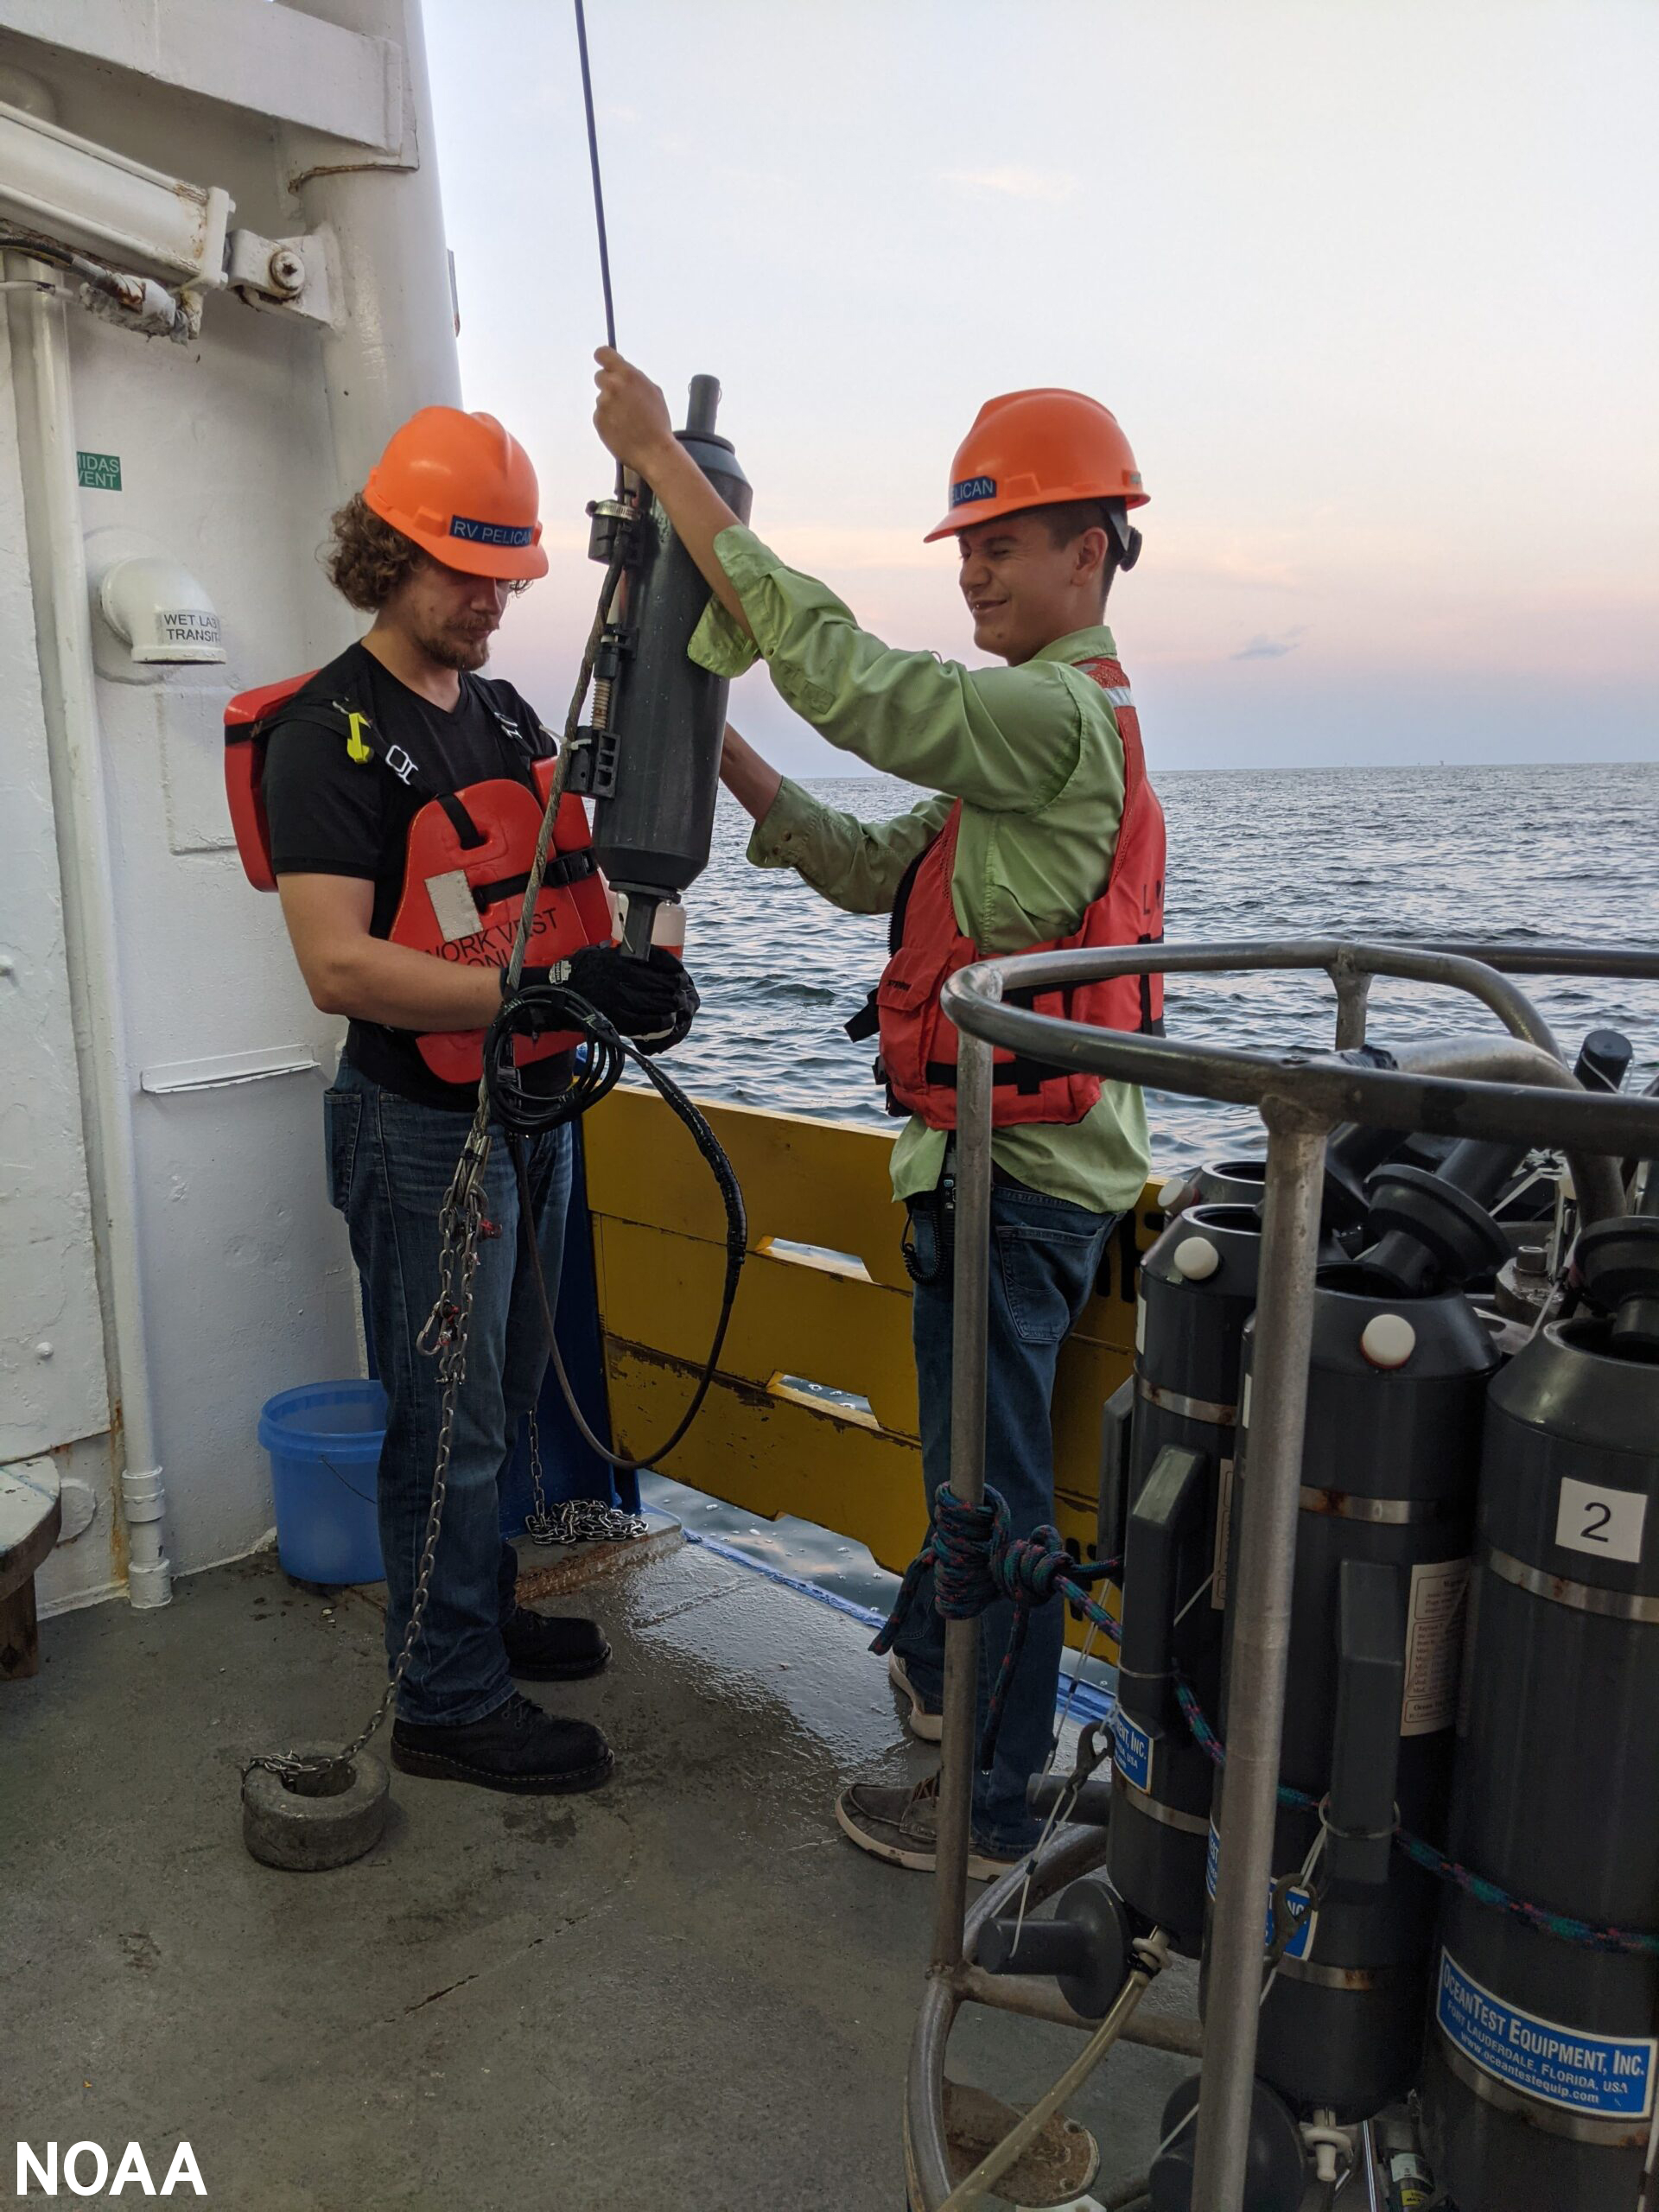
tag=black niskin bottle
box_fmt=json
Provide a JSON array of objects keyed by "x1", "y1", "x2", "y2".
[{"x1": 576, "y1": 374, "x2": 753, "y2": 955}]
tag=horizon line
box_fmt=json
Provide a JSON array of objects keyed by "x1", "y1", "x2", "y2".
[{"x1": 787, "y1": 756, "x2": 1658, "y2": 783}]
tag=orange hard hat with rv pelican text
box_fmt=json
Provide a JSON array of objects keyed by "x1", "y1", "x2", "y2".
[
  {"x1": 363, "y1": 407, "x2": 549, "y2": 582},
  {"x1": 923, "y1": 388, "x2": 1147, "y2": 543}
]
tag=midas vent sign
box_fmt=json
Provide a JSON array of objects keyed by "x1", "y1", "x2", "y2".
[{"x1": 15, "y1": 2141, "x2": 207, "y2": 2196}]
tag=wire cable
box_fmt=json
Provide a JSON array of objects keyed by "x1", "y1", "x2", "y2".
[
  {"x1": 245, "y1": 5, "x2": 722, "y2": 1797},
  {"x1": 490, "y1": 982, "x2": 747, "y2": 1471},
  {"x1": 573, "y1": 0, "x2": 617, "y2": 351},
  {"x1": 572, "y1": 0, "x2": 631, "y2": 502}
]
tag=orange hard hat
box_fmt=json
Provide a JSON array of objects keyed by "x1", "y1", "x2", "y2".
[
  {"x1": 363, "y1": 407, "x2": 549, "y2": 581},
  {"x1": 923, "y1": 388, "x2": 1147, "y2": 543}
]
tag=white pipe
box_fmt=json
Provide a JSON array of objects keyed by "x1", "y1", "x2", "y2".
[
  {"x1": 284, "y1": 0, "x2": 462, "y2": 493},
  {"x1": 3, "y1": 73, "x2": 170, "y2": 1608},
  {"x1": 0, "y1": 93, "x2": 232, "y2": 284}
]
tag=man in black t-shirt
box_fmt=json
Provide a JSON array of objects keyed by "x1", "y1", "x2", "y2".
[
  {"x1": 263, "y1": 405, "x2": 694, "y2": 1797},
  {"x1": 264, "y1": 647, "x2": 603, "y2": 1110}
]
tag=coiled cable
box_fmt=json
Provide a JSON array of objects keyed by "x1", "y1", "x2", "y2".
[{"x1": 486, "y1": 981, "x2": 747, "y2": 1471}]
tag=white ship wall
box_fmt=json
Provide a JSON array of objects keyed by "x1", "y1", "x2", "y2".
[{"x1": 1, "y1": 2, "x2": 457, "y2": 1611}]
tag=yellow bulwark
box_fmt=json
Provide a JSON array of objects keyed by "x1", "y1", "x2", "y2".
[{"x1": 582, "y1": 1088, "x2": 1162, "y2": 1656}]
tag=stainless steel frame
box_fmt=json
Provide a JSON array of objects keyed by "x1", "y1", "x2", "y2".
[{"x1": 905, "y1": 938, "x2": 1659, "y2": 2212}]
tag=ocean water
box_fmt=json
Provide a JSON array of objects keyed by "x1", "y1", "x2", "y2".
[{"x1": 671, "y1": 760, "x2": 1659, "y2": 1166}]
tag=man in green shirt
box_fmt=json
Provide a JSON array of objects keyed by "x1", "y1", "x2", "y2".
[{"x1": 594, "y1": 354, "x2": 1163, "y2": 1875}]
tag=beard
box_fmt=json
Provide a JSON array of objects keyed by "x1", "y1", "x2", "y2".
[{"x1": 417, "y1": 620, "x2": 494, "y2": 672}]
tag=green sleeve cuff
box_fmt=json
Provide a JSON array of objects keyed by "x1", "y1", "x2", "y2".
[
  {"x1": 687, "y1": 597, "x2": 756, "y2": 677},
  {"x1": 684, "y1": 524, "x2": 779, "y2": 677},
  {"x1": 745, "y1": 776, "x2": 826, "y2": 868}
]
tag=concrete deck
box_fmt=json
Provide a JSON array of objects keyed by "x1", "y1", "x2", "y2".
[{"x1": 3, "y1": 1541, "x2": 1194, "y2": 2209}]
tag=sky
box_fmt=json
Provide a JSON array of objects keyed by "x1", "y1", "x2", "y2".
[{"x1": 424, "y1": 0, "x2": 1658, "y2": 778}]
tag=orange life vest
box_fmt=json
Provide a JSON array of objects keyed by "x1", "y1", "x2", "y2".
[
  {"x1": 870, "y1": 655, "x2": 1165, "y2": 1128},
  {"x1": 224, "y1": 672, "x2": 613, "y2": 1085}
]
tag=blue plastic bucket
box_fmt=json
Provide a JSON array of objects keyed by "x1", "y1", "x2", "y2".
[{"x1": 259, "y1": 1380, "x2": 387, "y2": 1585}]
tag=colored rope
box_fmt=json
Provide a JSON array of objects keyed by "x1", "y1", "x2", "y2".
[
  {"x1": 871, "y1": 1483, "x2": 1118, "y2": 1772},
  {"x1": 1173, "y1": 1673, "x2": 1319, "y2": 1815},
  {"x1": 879, "y1": 1497, "x2": 1659, "y2": 1956},
  {"x1": 1172, "y1": 1671, "x2": 1659, "y2": 1961},
  {"x1": 1390, "y1": 1828, "x2": 1659, "y2": 1960}
]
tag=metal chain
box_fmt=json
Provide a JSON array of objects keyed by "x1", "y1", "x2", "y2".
[
  {"x1": 244, "y1": 7, "x2": 639, "y2": 1791},
  {"x1": 522, "y1": 1408, "x2": 648, "y2": 1546},
  {"x1": 244, "y1": 550, "x2": 629, "y2": 1792},
  {"x1": 244, "y1": 1133, "x2": 490, "y2": 1787}
]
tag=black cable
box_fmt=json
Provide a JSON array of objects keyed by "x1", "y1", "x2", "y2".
[
  {"x1": 572, "y1": 0, "x2": 629, "y2": 499},
  {"x1": 486, "y1": 983, "x2": 747, "y2": 1471},
  {"x1": 573, "y1": 0, "x2": 617, "y2": 353},
  {"x1": 489, "y1": 18, "x2": 741, "y2": 1471}
]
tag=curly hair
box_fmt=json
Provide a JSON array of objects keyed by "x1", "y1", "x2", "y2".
[
  {"x1": 322, "y1": 492, "x2": 536, "y2": 610},
  {"x1": 321, "y1": 492, "x2": 427, "y2": 612}
]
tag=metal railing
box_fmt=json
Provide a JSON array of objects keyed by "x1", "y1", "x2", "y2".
[{"x1": 905, "y1": 938, "x2": 1659, "y2": 2212}]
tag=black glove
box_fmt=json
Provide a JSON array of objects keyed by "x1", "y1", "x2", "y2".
[{"x1": 508, "y1": 945, "x2": 698, "y2": 1053}]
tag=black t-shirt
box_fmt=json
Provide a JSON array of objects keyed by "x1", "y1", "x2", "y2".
[{"x1": 262, "y1": 640, "x2": 572, "y2": 1110}]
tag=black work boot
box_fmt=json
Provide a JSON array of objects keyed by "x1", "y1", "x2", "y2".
[
  {"x1": 391, "y1": 1692, "x2": 613, "y2": 1795},
  {"x1": 501, "y1": 1605, "x2": 610, "y2": 1681}
]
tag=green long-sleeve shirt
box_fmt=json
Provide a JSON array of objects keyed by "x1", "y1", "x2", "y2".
[{"x1": 688, "y1": 524, "x2": 1152, "y2": 1216}]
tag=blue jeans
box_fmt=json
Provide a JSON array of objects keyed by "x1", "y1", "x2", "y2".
[
  {"x1": 324, "y1": 1060, "x2": 573, "y2": 1725},
  {"x1": 891, "y1": 1176, "x2": 1115, "y2": 1853}
]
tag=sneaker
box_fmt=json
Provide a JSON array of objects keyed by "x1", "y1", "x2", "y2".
[
  {"x1": 834, "y1": 1774, "x2": 1022, "y2": 1881},
  {"x1": 391, "y1": 1690, "x2": 613, "y2": 1795},
  {"x1": 887, "y1": 1650, "x2": 943, "y2": 1742},
  {"x1": 502, "y1": 1605, "x2": 610, "y2": 1681}
]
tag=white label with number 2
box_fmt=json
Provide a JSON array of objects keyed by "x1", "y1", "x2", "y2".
[{"x1": 1554, "y1": 1476, "x2": 1648, "y2": 1566}]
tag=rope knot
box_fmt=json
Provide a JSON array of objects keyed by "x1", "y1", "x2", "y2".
[
  {"x1": 934, "y1": 1484, "x2": 1010, "y2": 1618},
  {"x1": 995, "y1": 1528, "x2": 1072, "y2": 1607},
  {"x1": 873, "y1": 1488, "x2": 1117, "y2": 1774}
]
